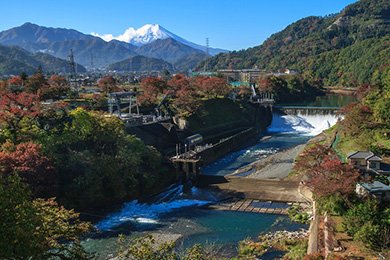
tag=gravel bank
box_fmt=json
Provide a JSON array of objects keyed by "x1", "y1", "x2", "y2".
[
  {"x1": 230, "y1": 132, "x2": 331, "y2": 179},
  {"x1": 230, "y1": 144, "x2": 306, "y2": 179}
]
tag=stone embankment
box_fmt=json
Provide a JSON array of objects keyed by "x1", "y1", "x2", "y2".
[{"x1": 261, "y1": 230, "x2": 309, "y2": 241}]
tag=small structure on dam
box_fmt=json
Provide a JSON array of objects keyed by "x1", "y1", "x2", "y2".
[
  {"x1": 108, "y1": 91, "x2": 140, "y2": 116},
  {"x1": 108, "y1": 91, "x2": 171, "y2": 127},
  {"x1": 171, "y1": 134, "x2": 204, "y2": 185}
]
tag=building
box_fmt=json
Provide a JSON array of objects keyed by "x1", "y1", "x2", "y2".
[
  {"x1": 285, "y1": 68, "x2": 298, "y2": 74},
  {"x1": 356, "y1": 181, "x2": 390, "y2": 201},
  {"x1": 347, "y1": 151, "x2": 383, "y2": 172},
  {"x1": 218, "y1": 69, "x2": 268, "y2": 83}
]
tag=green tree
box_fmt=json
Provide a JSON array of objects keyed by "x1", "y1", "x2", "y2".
[
  {"x1": 25, "y1": 71, "x2": 49, "y2": 95},
  {"x1": 0, "y1": 173, "x2": 95, "y2": 259},
  {"x1": 374, "y1": 97, "x2": 390, "y2": 124},
  {"x1": 37, "y1": 108, "x2": 167, "y2": 209},
  {"x1": 343, "y1": 199, "x2": 380, "y2": 246},
  {"x1": 19, "y1": 71, "x2": 28, "y2": 81},
  {"x1": 117, "y1": 234, "x2": 212, "y2": 260}
]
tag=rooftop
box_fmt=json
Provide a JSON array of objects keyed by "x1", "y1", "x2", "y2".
[
  {"x1": 361, "y1": 181, "x2": 390, "y2": 192},
  {"x1": 347, "y1": 151, "x2": 383, "y2": 161}
]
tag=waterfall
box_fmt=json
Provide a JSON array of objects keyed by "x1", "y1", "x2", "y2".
[
  {"x1": 268, "y1": 107, "x2": 342, "y2": 136},
  {"x1": 95, "y1": 185, "x2": 215, "y2": 232}
]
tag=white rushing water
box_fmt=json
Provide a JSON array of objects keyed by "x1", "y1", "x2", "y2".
[
  {"x1": 268, "y1": 109, "x2": 341, "y2": 136},
  {"x1": 94, "y1": 108, "x2": 342, "y2": 233},
  {"x1": 96, "y1": 185, "x2": 215, "y2": 232}
]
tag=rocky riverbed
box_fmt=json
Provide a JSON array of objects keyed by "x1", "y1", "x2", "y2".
[{"x1": 229, "y1": 144, "x2": 306, "y2": 179}]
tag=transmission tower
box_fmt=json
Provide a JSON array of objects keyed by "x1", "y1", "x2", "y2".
[
  {"x1": 68, "y1": 49, "x2": 78, "y2": 92},
  {"x1": 204, "y1": 38, "x2": 209, "y2": 72}
]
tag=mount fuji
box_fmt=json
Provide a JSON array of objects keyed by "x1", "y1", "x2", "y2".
[
  {"x1": 92, "y1": 24, "x2": 228, "y2": 55},
  {"x1": 0, "y1": 22, "x2": 225, "y2": 70}
]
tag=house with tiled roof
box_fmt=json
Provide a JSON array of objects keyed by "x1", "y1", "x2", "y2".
[
  {"x1": 347, "y1": 151, "x2": 390, "y2": 175},
  {"x1": 356, "y1": 181, "x2": 390, "y2": 201}
]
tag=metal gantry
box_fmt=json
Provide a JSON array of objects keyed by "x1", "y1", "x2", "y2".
[{"x1": 108, "y1": 91, "x2": 139, "y2": 117}]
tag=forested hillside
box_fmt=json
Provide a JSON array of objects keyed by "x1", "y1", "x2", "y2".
[
  {"x1": 106, "y1": 55, "x2": 174, "y2": 72},
  {"x1": 0, "y1": 45, "x2": 86, "y2": 75},
  {"x1": 196, "y1": 0, "x2": 390, "y2": 86}
]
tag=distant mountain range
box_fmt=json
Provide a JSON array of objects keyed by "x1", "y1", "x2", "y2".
[
  {"x1": 195, "y1": 0, "x2": 390, "y2": 86},
  {"x1": 92, "y1": 24, "x2": 228, "y2": 55},
  {"x1": 0, "y1": 23, "x2": 226, "y2": 74},
  {"x1": 0, "y1": 22, "x2": 95, "y2": 45},
  {"x1": 0, "y1": 44, "x2": 85, "y2": 75},
  {"x1": 19, "y1": 38, "x2": 138, "y2": 69},
  {"x1": 106, "y1": 55, "x2": 173, "y2": 72}
]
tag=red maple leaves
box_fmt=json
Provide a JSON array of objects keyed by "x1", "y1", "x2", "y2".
[
  {"x1": 295, "y1": 144, "x2": 360, "y2": 203},
  {"x1": 0, "y1": 142, "x2": 58, "y2": 197}
]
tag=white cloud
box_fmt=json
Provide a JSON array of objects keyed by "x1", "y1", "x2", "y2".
[
  {"x1": 91, "y1": 27, "x2": 139, "y2": 43},
  {"x1": 90, "y1": 25, "x2": 164, "y2": 45},
  {"x1": 91, "y1": 32, "x2": 115, "y2": 42}
]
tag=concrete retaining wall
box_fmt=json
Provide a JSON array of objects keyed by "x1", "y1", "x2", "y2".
[
  {"x1": 298, "y1": 183, "x2": 319, "y2": 255},
  {"x1": 307, "y1": 200, "x2": 319, "y2": 255},
  {"x1": 198, "y1": 127, "x2": 259, "y2": 166}
]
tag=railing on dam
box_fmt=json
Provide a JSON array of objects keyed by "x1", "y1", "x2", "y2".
[{"x1": 274, "y1": 106, "x2": 342, "y2": 116}]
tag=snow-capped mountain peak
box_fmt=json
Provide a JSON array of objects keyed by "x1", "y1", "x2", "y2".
[
  {"x1": 92, "y1": 24, "x2": 179, "y2": 46},
  {"x1": 91, "y1": 24, "x2": 228, "y2": 54}
]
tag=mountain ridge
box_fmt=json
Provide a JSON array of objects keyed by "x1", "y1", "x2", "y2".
[
  {"x1": 135, "y1": 38, "x2": 206, "y2": 62},
  {"x1": 0, "y1": 22, "x2": 222, "y2": 70},
  {"x1": 0, "y1": 22, "x2": 95, "y2": 45},
  {"x1": 106, "y1": 55, "x2": 173, "y2": 72},
  {"x1": 0, "y1": 44, "x2": 86, "y2": 75},
  {"x1": 93, "y1": 24, "x2": 228, "y2": 55},
  {"x1": 195, "y1": 0, "x2": 390, "y2": 86},
  {"x1": 19, "y1": 38, "x2": 138, "y2": 69}
]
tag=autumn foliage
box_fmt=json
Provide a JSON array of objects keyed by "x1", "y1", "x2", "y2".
[
  {"x1": 0, "y1": 141, "x2": 58, "y2": 197},
  {"x1": 98, "y1": 76, "x2": 119, "y2": 94},
  {"x1": 339, "y1": 102, "x2": 374, "y2": 136},
  {"x1": 0, "y1": 91, "x2": 42, "y2": 120},
  {"x1": 139, "y1": 74, "x2": 231, "y2": 114},
  {"x1": 189, "y1": 75, "x2": 230, "y2": 99},
  {"x1": 0, "y1": 91, "x2": 43, "y2": 142},
  {"x1": 25, "y1": 72, "x2": 49, "y2": 95},
  {"x1": 10, "y1": 76, "x2": 23, "y2": 86},
  {"x1": 41, "y1": 75, "x2": 69, "y2": 100},
  {"x1": 295, "y1": 144, "x2": 360, "y2": 209},
  {"x1": 139, "y1": 76, "x2": 168, "y2": 106}
]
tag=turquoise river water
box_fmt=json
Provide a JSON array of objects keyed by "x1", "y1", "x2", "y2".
[{"x1": 82, "y1": 94, "x2": 357, "y2": 259}]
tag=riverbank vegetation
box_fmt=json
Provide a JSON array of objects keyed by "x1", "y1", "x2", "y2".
[
  {"x1": 0, "y1": 90, "x2": 170, "y2": 210},
  {"x1": 0, "y1": 71, "x2": 179, "y2": 258},
  {"x1": 114, "y1": 231, "x2": 310, "y2": 260},
  {"x1": 257, "y1": 74, "x2": 324, "y2": 103},
  {"x1": 292, "y1": 65, "x2": 390, "y2": 258},
  {"x1": 2, "y1": 69, "x2": 265, "y2": 258}
]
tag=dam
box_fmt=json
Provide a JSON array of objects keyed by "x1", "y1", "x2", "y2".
[{"x1": 82, "y1": 95, "x2": 354, "y2": 259}]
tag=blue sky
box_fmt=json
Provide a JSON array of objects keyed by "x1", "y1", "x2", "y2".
[{"x1": 2, "y1": 0, "x2": 358, "y2": 51}]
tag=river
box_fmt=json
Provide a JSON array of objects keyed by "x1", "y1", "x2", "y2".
[{"x1": 82, "y1": 94, "x2": 357, "y2": 259}]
